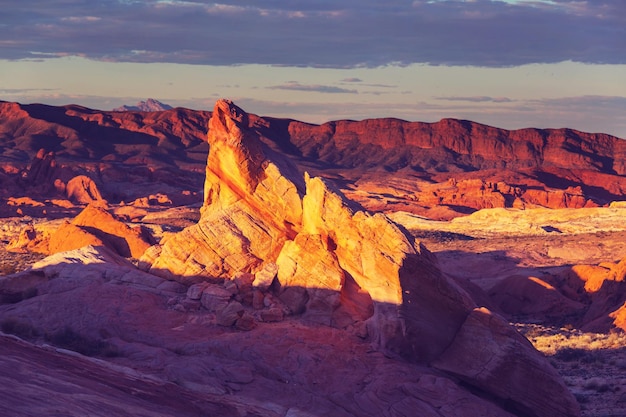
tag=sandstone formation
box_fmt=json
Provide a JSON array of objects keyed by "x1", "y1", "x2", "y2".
[
  {"x1": 396, "y1": 177, "x2": 595, "y2": 215},
  {"x1": 0, "y1": 101, "x2": 209, "y2": 210},
  {"x1": 391, "y1": 206, "x2": 626, "y2": 334},
  {"x1": 557, "y1": 258, "x2": 626, "y2": 332},
  {"x1": 50, "y1": 204, "x2": 152, "y2": 258},
  {"x1": 6, "y1": 224, "x2": 47, "y2": 253},
  {"x1": 7, "y1": 204, "x2": 153, "y2": 258},
  {"x1": 7, "y1": 147, "x2": 105, "y2": 209},
  {"x1": 141, "y1": 99, "x2": 579, "y2": 417},
  {"x1": 64, "y1": 175, "x2": 106, "y2": 204},
  {"x1": 473, "y1": 254, "x2": 626, "y2": 333},
  {"x1": 23, "y1": 148, "x2": 58, "y2": 190}
]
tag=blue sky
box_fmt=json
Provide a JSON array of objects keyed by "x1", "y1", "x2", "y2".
[{"x1": 1, "y1": 0, "x2": 625, "y2": 137}]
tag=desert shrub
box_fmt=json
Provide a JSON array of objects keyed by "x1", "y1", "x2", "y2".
[
  {"x1": 0, "y1": 263, "x2": 17, "y2": 276},
  {"x1": 584, "y1": 377, "x2": 611, "y2": 393},
  {"x1": 580, "y1": 350, "x2": 605, "y2": 364},
  {"x1": 574, "y1": 393, "x2": 589, "y2": 404},
  {"x1": 553, "y1": 347, "x2": 605, "y2": 364},
  {"x1": 412, "y1": 230, "x2": 475, "y2": 242},
  {"x1": 1, "y1": 318, "x2": 39, "y2": 339},
  {"x1": 553, "y1": 347, "x2": 588, "y2": 362},
  {"x1": 46, "y1": 327, "x2": 119, "y2": 357},
  {"x1": 616, "y1": 359, "x2": 626, "y2": 370}
]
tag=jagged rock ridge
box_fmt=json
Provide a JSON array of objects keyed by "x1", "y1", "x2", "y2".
[
  {"x1": 281, "y1": 117, "x2": 626, "y2": 173},
  {"x1": 141, "y1": 99, "x2": 580, "y2": 417}
]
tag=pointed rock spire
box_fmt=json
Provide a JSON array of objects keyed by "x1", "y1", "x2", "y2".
[{"x1": 140, "y1": 100, "x2": 581, "y2": 417}]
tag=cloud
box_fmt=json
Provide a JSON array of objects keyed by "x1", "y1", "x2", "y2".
[
  {"x1": 0, "y1": 0, "x2": 623, "y2": 67},
  {"x1": 60, "y1": 16, "x2": 101, "y2": 23},
  {"x1": 267, "y1": 81, "x2": 357, "y2": 94},
  {"x1": 436, "y1": 96, "x2": 514, "y2": 103},
  {"x1": 341, "y1": 78, "x2": 362, "y2": 83},
  {"x1": 531, "y1": 95, "x2": 626, "y2": 109},
  {"x1": 0, "y1": 87, "x2": 58, "y2": 94}
]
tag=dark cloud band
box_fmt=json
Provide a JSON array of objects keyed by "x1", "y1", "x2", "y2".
[{"x1": 1, "y1": 0, "x2": 624, "y2": 67}]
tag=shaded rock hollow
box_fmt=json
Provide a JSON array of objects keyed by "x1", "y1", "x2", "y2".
[{"x1": 142, "y1": 99, "x2": 580, "y2": 417}]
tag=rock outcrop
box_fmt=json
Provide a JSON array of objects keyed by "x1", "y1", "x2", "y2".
[
  {"x1": 142, "y1": 99, "x2": 580, "y2": 417},
  {"x1": 15, "y1": 148, "x2": 105, "y2": 205},
  {"x1": 5, "y1": 204, "x2": 154, "y2": 258},
  {"x1": 407, "y1": 178, "x2": 596, "y2": 213},
  {"x1": 50, "y1": 204, "x2": 152, "y2": 258},
  {"x1": 554, "y1": 258, "x2": 626, "y2": 332},
  {"x1": 482, "y1": 255, "x2": 626, "y2": 334},
  {"x1": 23, "y1": 149, "x2": 58, "y2": 190},
  {"x1": 64, "y1": 175, "x2": 106, "y2": 204}
]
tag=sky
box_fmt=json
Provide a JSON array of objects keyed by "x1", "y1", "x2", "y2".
[{"x1": 1, "y1": 0, "x2": 625, "y2": 137}]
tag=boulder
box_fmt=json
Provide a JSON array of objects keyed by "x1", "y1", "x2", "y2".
[
  {"x1": 66, "y1": 175, "x2": 106, "y2": 205},
  {"x1": 253, "y1": 262, "x2": 278, "y2": 290},
  {"x1": 433, "y1": 308, "x2": 581, "y2": 417},
  {"x1": 49, "y1": 204, "x2": 153, "y2": 258},
  {"x1": 200, "y1": 286, "x2": 232, "y2": 312},
  {"x1": 216, "y1": 301, "x2": 244, "y2": 327},
  {"x1": 260, "y1": 307, "x2": 284, "y2": 323},
  {"x1": 487, "y1": 274, "x2": 585, "y2": 317},
  {"x1": 186, "y1": 282, "x2": 208, "y2": 300}
]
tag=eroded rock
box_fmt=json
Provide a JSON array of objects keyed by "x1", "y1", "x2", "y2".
[
  {"x1": 138, "y1": 100, "x2": 580, "y2": 417},
  {"x1": 49, "y1": 204, "x2": 152, "y2": 258}
]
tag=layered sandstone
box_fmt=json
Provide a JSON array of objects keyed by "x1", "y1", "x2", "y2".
[
  {"x1": 142, "y1": 99, "x2": 580, "y2": 417},
  {"x1": 283, "y1": 117, "x2": 626, "y2": 173}
]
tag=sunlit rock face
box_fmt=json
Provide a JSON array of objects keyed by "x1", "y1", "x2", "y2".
[
  {"x1": 7, "y1": 204, "x2": 153, "y2": 258},
  {"x1": 144, "y1": 99, "x2": 469, "y2": 358},
  {"x1": 141, "y1": 100, "x2": 581, "y2": 417}
]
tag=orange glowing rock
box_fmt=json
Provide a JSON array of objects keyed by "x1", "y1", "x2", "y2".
[
  {"x1": 48, "y1": 204, "x2": 152, "y2": 258},
  {"x1": 139, "y1": 100, "x2": 580, "y2": 417}
]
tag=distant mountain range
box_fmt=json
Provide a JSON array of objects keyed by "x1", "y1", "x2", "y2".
[
  {"x1": 2, "y1": 99, "x2": 626, "y2": 217},
  {"x1": 113, "y1": 98, "x2": 173, "y2": 112}
]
